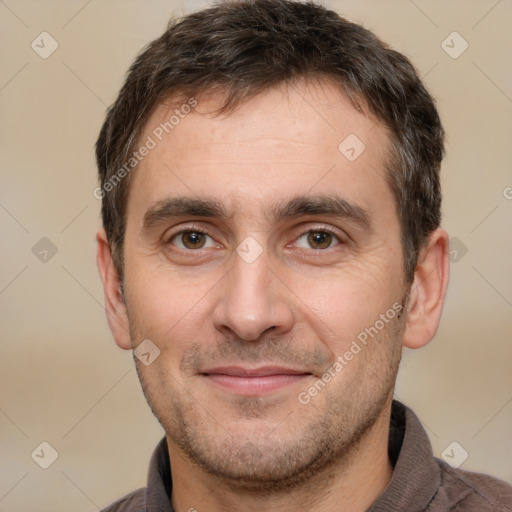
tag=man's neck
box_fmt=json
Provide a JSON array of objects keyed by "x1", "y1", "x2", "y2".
[{"x1": 168, "y1": 404, "x2": 394, "y2": 512}]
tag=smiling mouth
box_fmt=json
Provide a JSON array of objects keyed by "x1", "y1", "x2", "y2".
[{"x1": 200, "y1": 366, "x2": 312, "y2": 395}]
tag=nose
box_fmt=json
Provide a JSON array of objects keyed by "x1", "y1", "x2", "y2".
[{"x1": 212, "y1": 248, "x2": 294, "y2": 341}]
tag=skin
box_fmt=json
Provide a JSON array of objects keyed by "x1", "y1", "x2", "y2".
[{"x1": 97, "y1": 80, "x2": 449, "y2": 512}]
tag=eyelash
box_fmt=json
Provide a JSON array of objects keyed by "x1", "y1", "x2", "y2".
[
  {"x1": 292, "y1": 226, "x2": 343, "y2": 251},
  {"x1": 166, "y1": 225, "x2": 218, "y2": 252},
  {"x1": 165, "y1": 224, "x2": 344, "y2": 253}
]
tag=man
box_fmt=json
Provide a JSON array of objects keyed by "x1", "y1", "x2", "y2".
[{"x1": 95, "y1": 0, "x2": 512, "y2": 510}]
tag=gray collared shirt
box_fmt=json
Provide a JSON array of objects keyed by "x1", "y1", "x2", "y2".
[{"x1": 101, "y1": 401, "x2": 512, "y2": 511}]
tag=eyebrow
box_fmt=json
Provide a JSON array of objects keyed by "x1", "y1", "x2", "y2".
[
  {"x1": 270, "y1": 194, "x2": 371, "y2": 229},
  {"x1": 142, "y1": 194, "x2": 372, "y2": 231},
  {"x1": 143, "y1": 196, "x2": 228, "y2": 230}
]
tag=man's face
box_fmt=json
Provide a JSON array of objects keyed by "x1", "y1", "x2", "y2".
[{"x1": 120, "y1": 81, "x2": 409, "y2": 487}]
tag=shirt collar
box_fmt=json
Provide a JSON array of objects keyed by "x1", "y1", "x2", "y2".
[
  {"x1": 145, "y1": 436, "x2": 173, "y2": 511},
  {"x1": 367, "y1": 400, "x2": 440, "y2": 511}
]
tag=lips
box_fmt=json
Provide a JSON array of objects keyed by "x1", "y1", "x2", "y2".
[{"x1": 201, "y1": 366, "x2": 311, "y2": 395}]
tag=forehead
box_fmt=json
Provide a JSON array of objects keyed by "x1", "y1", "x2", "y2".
[{"x1": 127, "y1": 81, "x2": 395, "y2": 226}]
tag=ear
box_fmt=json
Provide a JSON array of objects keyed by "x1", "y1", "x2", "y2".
[
  {"x1": 96, "y1": 228, "x2": 132, "y2": 350},
  {"x1": 402, "y1": 228, "x2": 450, "y2": 349}
]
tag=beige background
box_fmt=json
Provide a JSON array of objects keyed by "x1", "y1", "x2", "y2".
[{"x1": 1, "y1": 0, "x2": 511, "y2": 510}]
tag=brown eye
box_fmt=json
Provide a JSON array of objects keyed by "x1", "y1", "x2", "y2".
[
  {"x1": 170, "y1": 230, "x2": 215, "y2": 250},
  {"x1": 182, "y1": 232, "x2": 206, "y2": 249},
  {"x1": 307, "y1": 231, "x2": 333, "y2": 249},
  {"x1": 295, "y1": 230, "x2": 340, "y2": 250}
]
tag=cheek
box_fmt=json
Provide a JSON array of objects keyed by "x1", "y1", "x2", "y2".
[
  {"x1": 124, "y1": 257, "x2": 223, "y2": 360},
  {"x1": 291, "y1": 264, "x2": 403, "y2": 350}
]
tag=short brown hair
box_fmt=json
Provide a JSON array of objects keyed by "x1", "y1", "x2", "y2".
[{"x1": 96, "y1": 0, "x2": 444, "y2": 283}]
